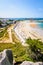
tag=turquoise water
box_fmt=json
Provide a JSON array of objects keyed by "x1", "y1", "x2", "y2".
[
  {"x1": 6, "y1": 18, "x2": 43, "y2": 29},
  {"x1": 35, "y1": 21, "x2": 43, "y2": 29},
  {"x1": 7, "y1": 18, "x2": 43, "y2": 29},
  {"x1": 38, "y1": 23, "x2": 43, "y2": 29}
]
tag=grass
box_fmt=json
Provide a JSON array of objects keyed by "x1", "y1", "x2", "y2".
[
  {"x1": 11, "y1": 30, "x2": 20, "y2": 43},
  {"x1": 0, "y1": 27, "x2": 9, "y2": 41},
  {"x1": 4, "y1": 31, "x2": 9, "y2": 39},
  {"x1": 0, "y1": 37, "x2": 43, "y2": 62},
  {"x1": 0, "y1": 43, "x2": 28, "y2": 62},
  {"x1": 0, "y1": 43, "x2": 14, "y2": 52},
  {"x1": 0, "y1": 27, "x2": 7, "y2": 38}
]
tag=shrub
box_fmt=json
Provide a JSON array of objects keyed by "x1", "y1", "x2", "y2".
[{"x1": 26, "y1": 38, "x2": 43, "y2": 62}]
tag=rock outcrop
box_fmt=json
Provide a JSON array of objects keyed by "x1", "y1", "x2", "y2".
[
  {"x1": 20, "y1": 61, "x2": 43, "y2": 65},
  {"x1": 0, "y1": 49, "x2": 13, "y2": 65},
  {"x1": 0, "y1": 49, "x2": 43, "y2": 65}
]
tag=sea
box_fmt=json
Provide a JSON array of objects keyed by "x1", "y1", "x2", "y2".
[
  {"x1": 7, "y1": 18, "x2": 43, "y2": 29},
  {"x1": 2, "y1": 18, "x2": 43, "y2": 29},
  {"x1": 11, "y1": 18, "x2": 43, "y2": 41}
]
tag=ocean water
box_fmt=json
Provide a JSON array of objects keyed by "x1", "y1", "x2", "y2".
[
  {"x1": 14, "y1": 18, "x2": 43, "y2": 42},
  {"x1": 7, "y1": 18, "x2": 43, "y2": 29},
  {"x1": 38, "y1": 22, "x2": 43, "y2": 29},
  {"x1": 29, "y1": 21, "x2": 43, "y2": 39}
]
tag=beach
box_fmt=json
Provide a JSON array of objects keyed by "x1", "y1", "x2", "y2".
[{"x1": 14, "y1": 20, "x2": 43, "y2": 44}]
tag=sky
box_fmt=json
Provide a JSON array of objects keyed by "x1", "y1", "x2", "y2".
[{"x1": 0, "y1": 0, "x2": 43, "y2": 18}]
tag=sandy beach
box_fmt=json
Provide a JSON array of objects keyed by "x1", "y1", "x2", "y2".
[{"x1": 14, "y1": 20, "x2": 43, "y2": 44}]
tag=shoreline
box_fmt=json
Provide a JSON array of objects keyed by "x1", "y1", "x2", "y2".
[
  {"x1": 14, "y1": 21, "x2": 43, "y2": 44},
  {"x1": 0, "y1": 20, "x2": 43, "y2": 44}
]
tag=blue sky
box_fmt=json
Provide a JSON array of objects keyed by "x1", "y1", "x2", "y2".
[{"x1": 0, "y1": 0, "x2": 43, "y2": 18}]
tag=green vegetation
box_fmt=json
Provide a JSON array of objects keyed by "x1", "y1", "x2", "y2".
[
  {"x1": 11, "y1": 30, "x2": 20, "y2": 43},
  {"x1": 26, "y1": 37, "x2": 43, "y2": 62},
  {"x1": 0, "y1": 43, "x2": 27, "y2": 62},
  {"x1": 0, "y1": 20, "x2": 2, "y2": 26},
  {"x1": 0, "y1": 27, "x2": 7, "y2": 38},
  {"x1": 0, "y1": 23, "x2": 43, "y2": 62},
  {"x1": 0, "y1": 37, "x2": 43, "y2": 62},
  {"x1": 0, "y1": 26, "x2": 9, "y2": 41},
  {"x1": 4, "y1": 31, "x2": 9, "y2": 38}
]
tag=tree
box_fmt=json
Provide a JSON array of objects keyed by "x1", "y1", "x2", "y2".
[{"x1": 0, "y1": 20, "x2": 2, "y2": 26}]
